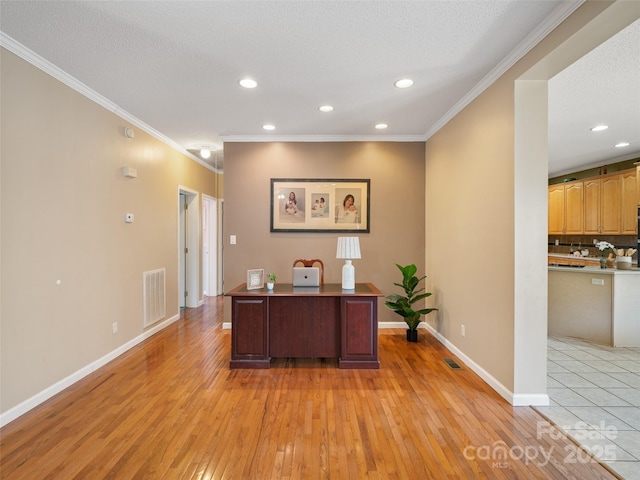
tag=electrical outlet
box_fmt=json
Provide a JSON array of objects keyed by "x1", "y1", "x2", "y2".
[
  {"x1": 461, "y1": 325, "x2": 466, "y2": 337},
  {"x1": 112, "y1": 322, "x2": 118, "y2": 335}
]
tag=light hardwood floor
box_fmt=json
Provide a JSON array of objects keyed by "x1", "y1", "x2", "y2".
[{"x1": 0, "y1": 296, "x2": 619, "y2": 479}]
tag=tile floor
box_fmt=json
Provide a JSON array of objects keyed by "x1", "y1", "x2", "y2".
[{"x1": 536, "y1": 336, "x2": 640, "y2": 480}]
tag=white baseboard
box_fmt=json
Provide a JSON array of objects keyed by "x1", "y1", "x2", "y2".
[
  {"x1": 0, "y1": 313, "x2": 180, "y2": 428},
  {"x1": 512, "y1": 394, "x2": 550, "y2": 406},
  {"x1": 421, "y1": 322, "x2": 549, "y2": 407}
]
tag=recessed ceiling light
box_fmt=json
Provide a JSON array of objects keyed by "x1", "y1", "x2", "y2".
[
  {"x1": 590, "y1": 125, "x2": 608, "y2": 132},
  {"x1": 239, "y1": 78, "x2": 257, "y2": 89},
  {"x1": 394, "y1": 78, "x2": 414, "y2": 89},
  {"x1": 263, "y1": 124, "x2": 276, "y2": 131},
  {"x1": 200, "y1": 146, "x2": 211, "y2": 159},
  {"x1": 319, "y1": 105, "x2": 334, "y2": 112},
  {"x1": 614, "y1": 142, "x2": 630, "y2": 148},
  {"x1": 375, "y1": 123, "x2": 388, "y2": 130}
]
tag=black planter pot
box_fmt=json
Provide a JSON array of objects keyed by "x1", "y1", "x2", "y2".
[{"x1": 406, "y1": 329, "x2": 418, "y2": 342}]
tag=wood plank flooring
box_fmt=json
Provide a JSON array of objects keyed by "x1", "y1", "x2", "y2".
[{"x1": 0, "y1": 296, "x2": 620, "y2": 479}]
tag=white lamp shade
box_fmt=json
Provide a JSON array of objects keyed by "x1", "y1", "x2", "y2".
[{"x1": 336, "y1": 237, "x2": 361, "y2": 259}]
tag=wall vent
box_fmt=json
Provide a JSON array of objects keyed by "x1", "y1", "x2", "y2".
[
  {"x1": 143, "y1": 268, "x2": 166, "y2": 328},
  {"x1": 443, "y1": 358, "x2": 463, "y2": 370}
]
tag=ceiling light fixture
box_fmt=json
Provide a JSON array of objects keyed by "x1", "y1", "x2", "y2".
[
  {"x1": 590, "y1": 125, "x2": 608, "y2": 132},
  {"x1": 614, "y1": 142, "x2": 630, "y2": 148},
  {"x1": 375, "y1": 123, "x2": 388, "y2": 130},
  {"x1": 319, "y1": 105, "x2": 334, "y2": 112},
  {"x1": 239, "y1": 78, "x2": 257, "y2": 89},
  {"x1": 200, "y1": 146, "x2": 211, "y2": 159},
  {"x1": 263, "y1": 124, "x2": 276, "y2": 131},
  {"x1": 394, "y1": 78, "x2": 414, "y2": 89}
]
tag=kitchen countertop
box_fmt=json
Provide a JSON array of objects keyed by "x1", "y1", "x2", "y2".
[
  {"x1": 548, "y1": 253, "x2": 601, "y2": 260},
  {"x1": 548, "y1": 265, "x2": 640, "y2": 274}
]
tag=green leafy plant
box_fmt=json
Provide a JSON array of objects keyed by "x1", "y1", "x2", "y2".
[
  {"x1": 267, "y1": 273, "x2": 277, "y2": 282},
  {"x1": 385, "y1": 264, "x2": 437, "y2": 331}
]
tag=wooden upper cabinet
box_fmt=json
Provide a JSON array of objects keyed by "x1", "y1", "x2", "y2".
[
  {"x1": 600, "y1": 174, "x2": 622, "y2": 235},
  {"x1": 583, "y1": 178, "x2": 601, "y2": 235},
  {"x1": 621, "y1": 169, "x2": 638, "y2": 234},
  {"x1": 601, "y1": 174, "x2": 622, "y2": 234},
  {"x1": 548, "y1": 184, "x2": 565, "y2": 234},
  {"x1": 564, "y1": 181, "x2": 584, "y2": 234},
  {"x1": 637, "y1": 165, "x2": 640, "y2": 206},
  {"x1": 549, "y1": 168, "x2": 637, "y2": 235}
]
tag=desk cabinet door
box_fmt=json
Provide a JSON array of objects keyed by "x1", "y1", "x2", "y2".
[
  {"x1": 231, "y1": 297, "x2": 268, "y2": 365},
  {"x1": 341, "y1": 297, "x2": 378, "y2": 367}
]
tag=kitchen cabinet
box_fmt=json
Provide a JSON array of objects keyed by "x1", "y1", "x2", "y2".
[
  {"x1": 565, "y1": 181, "x2": 584, "y2": 234},
  {"x1": 622, "y1": 169, "x2": 638, "y2": 234},
  {"x1": 548, "y1": 184, "x2": 564, "y2": 234},
  {"x1": 548, "y1": 180, "x2": 583, "y2": 234},
  {"x1": 564, "y1": 169, "x2": 637, "y2": 235},
  {"x1": 601, "y1": 174, "x2": 622, "y2": 234},
  {"x1": 637, "y1": 163, "x2": 640, "y2": 206},
  {"x1": 584, "y1": 177, "x2": 601, "y2": 235}
]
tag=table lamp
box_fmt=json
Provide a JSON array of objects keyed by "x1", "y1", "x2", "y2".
[{"x1": 336, "y1": 237, "x2": 361, "y2": 290}]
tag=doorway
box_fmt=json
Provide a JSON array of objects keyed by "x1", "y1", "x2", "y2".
[
  {"x1": 203, "y1": 195, "x2": 219, "y2": 296},
  {"x1": 178, "y1": 186, "x2": 200, "y2": 309}
]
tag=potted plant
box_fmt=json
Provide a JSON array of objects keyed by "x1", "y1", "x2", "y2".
[
  {"x1": 385, "y1": 263, "x2": 437, "y2": 342},
  {"x1": 266, "y1": 273, "x2": 277, "y2": 290},
  {"x1": 595, "y1": 240, "x2": 616, "y2": 269}
]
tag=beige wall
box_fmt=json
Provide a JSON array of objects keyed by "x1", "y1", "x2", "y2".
[
  {"x1": 222, "y1": 142, "x2": 426, "y2": 324},
  {"x1": 0, "y1": 49, "x2": 221, "y2": 414},
  {"x1": 425, "y1": 0, "x2": 637, "y2": 399}
]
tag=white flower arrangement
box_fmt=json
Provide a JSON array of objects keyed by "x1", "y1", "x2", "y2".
[{"x1": 595, "y1": 240, "x2": 616, "y2": 257}]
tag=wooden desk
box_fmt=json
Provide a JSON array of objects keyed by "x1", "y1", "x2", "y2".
[{"x1": 225, "y1": 283, "x2": 382, "y2": 369}]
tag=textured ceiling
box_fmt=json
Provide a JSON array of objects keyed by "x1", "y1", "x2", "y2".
[
  {"x1": 548, "y1": 18, "x2": 640, "y2": 176},
  {"x1": 1, "y1": 1, "x2": 638, "y2": 175}
]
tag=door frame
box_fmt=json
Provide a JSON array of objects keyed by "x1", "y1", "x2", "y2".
[
  {"x1": 202, "y1": 194, "x2": 219, "y2": 296},
  {"x1": 178, "y1": 185, "x2": 200, "y2": 308}
]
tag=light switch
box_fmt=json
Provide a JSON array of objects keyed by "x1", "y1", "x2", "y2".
[{"x1": 230, "y1": 235, "x2": 237, "y2": 245}]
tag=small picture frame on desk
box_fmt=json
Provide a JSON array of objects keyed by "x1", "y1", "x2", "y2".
[{"x1": 247, "y1": 269, "x2": 264, "y2": 290}]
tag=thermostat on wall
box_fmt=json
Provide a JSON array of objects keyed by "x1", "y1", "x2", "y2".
[{"x1": 122, "y1": 166, "x2": 137, "y2": 178}]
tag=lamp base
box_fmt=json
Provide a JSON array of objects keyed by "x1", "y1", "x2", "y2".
[{"x1": 342, "y1": 260, "x2": 355, "y2": 290}]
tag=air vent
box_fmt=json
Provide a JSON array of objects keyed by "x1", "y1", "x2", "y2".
[
  {"x1": 143, "y1": 268, "x2": 166, "y2": 327},
  {"x1": 443, "y1": 358, "x2": 463, "y2": 370}
]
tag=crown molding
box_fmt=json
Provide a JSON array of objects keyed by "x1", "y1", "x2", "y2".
[
  {"x1": 0, "y1": 32, "x2": 219, "y2": 174},
  {"x1": 220, "y1": 134, "x2": 425, "y2": 143},
  {"x1": 1, "y1": 1, "x2": 583, "y2": 162},
  {"x1": 549, "y1": 151, "x2": 640, "y2": 178},
  {"x1": 423, "y1": 0, "x2": 584, "y2": 140}
]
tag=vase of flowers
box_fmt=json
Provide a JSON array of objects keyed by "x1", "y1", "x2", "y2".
[{"x1": 595, "y1": 240, "x2": 615, "y2": 269}]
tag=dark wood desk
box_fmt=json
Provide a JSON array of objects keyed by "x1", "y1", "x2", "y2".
[{"x1": 225, "y1": 283, "x2": 382, "y2": 369}]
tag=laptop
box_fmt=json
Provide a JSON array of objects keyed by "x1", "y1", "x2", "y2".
[{"x1": 292, "y1": 267, "x2": 320, "y2": 287}]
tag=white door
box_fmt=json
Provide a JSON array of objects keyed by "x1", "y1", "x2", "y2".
[
  {"x1": 203, "y1": 195, "x2": 218, "y2": 296},
  {"x1": 179, "y1": 193, "x2": 187, "y2": 308},
  {"x1": 178, "y1": 187, "x2": 199, "y2": 308}
]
